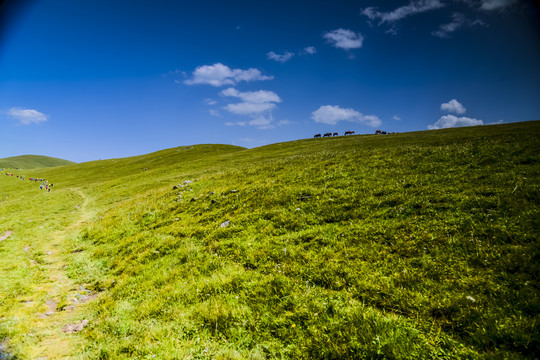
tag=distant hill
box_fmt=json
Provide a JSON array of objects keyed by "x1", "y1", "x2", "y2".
[{"x1": 0, "y1": 155, "x2": 75, "y2": 169}]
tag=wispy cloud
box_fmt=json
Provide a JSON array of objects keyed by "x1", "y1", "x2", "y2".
[
  {"x1": 311, "y1": 105, "x2": 381, "y2": 127},
  {"x1": 362, "y1": 0, "x2": 444, "y2": 24},
  {"x1": 480, "y1": 0, "x2": 517, "y2": 10},
  {"x1": 221, "y1": 88, "x2": 282, "y2": 129},
  {"x1": 221, "y1": 88, "x2": 281, "y2": 111},
  {"x1": 267, "y1": 51, "x2": 294, "y2": 63},
  {"x1": 323, "y1": 29, "x2": 364, "y2": 50},
  {"x1": 266, "y1": 47, "x2": 316, "y2": 62},
  {"x1": 432, "y1": 13, "x2": 485, "y2": 38},
  {"x1": 428, "y1": 115, "x2": 483, "y2": 129},
  {"x1": 393, "y1": 115, "x2": 402, "y2": 121},
  {"x1": 6, "y1": 107, "x2": 48, "y2": 125},
  {"x1": 441, "y1": 99, "x2": 467, "y2": 114},
  {"x1": 303, "y1": 46, "x2": 317, "y2": 55},
  {"x1": 184, "y1": 63, "x2": 273, "y2": 87}
]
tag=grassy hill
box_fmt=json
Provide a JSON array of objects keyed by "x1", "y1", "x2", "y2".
[
  {"x1": 0, "y1": 122, "x2": 539, "y2": 359},
  {"x1": 0, "y1": 155, "x2": 75, "y2": 169}
]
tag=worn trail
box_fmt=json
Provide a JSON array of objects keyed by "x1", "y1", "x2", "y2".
[{"x1": 23, "y1": 188, "x2": 95, "y2": 359}]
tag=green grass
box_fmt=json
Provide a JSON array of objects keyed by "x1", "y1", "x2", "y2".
[
  {"x1": 1, "y1": 122, "x2": 539, "y2": 359},
  {"x1": 0, "y1": 155, "x2": 75, "y2": 169}
]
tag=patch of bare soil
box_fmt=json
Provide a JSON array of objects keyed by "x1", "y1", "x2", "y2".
[{"x1": 0, "y1": 230, "x2": 12, "y2": 241}]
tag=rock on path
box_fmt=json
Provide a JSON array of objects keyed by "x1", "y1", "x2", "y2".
[{"x1": 62, "y1": 320, "x2": 89, "y2": 334}]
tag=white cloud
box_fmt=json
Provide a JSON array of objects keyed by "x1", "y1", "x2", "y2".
[
  {"x1": 311, "y1": 105, "x2": 381, "y2": 127},
  {"x1": 267, "y1": 51, "x2": 294, "y2": 63},
  {"x1": 393, "y1": 115, "x2": 402, "y2": 121},
  {"x1": 323, "y1": 29, "x2": 364, "y2": 50},
  {"x1": 441, "y1": 99, "x2": 467, "y2": 114},
  {"x1": 6, "y1": 107, "x2": 48, "y2": 125},
  {"x1": 303, "y1": 46, "x2": 317, "y2": 55},
  {"x1": 428, "y1": 115, "x2": 483, "y2": 129},
  {"x1": 209, "y1": 109, "x2": 221, "y2": 117},
  {"x1": 184, "y1": 63, "x2": 273, "y2": 87},
  {"x1": 480, "y1": 0, "x2": 517, "y2": 10},
  {"x1": 225, "y1": 121, "x2": 247, "y2": 127},
  {"x1": 225, "y1": 102, "x2": 276, "y2": 115},
  {"x1": 362, "y1": 0, "x2": 444, "y2": 24},
  {"x1": 248, "y1": 116, "x2": 274, "y2": 128},
  {"x1": 221, "y1": 88, "x2": 282, "y2": 129},
  {"x1": 432, "y1": 13, "x2": 485, "y2": 38},
  {"x1": 204, "y1": 98, "x2": 217, "y2": 105},
  {"x1": 277, "y1": 119, "x2": 292, "y2": 126},
  {"x1": 221, "y1": 88, "x2": 281, "y2": 105}
]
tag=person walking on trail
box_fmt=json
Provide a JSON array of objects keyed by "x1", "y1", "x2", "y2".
[{"x1": 40, "y1": 185, "x2": 43, "y2": 190}]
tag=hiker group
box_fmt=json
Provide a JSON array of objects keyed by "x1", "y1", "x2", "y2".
[
  {"x1": 39, "y1": 181, "x2": 53, "y2": 192},
  {"x1": 0, "y1": 169, "x2": 54, "y2": 192}
]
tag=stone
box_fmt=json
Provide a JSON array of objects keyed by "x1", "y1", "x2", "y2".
[
  {"x1": 62, "y1": 319, "x2": 89, "y2": 334},
  {"x1": 220, "y1": 220, "x2": 230, "y2": 228}
]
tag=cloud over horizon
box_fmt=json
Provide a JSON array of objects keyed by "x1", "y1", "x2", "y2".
[
  {"x1": 428, "y1": 114, "x2": 483, "y2": 129},
  {"x1": 184, "y1": 63, "x2": 273, "y2": 87},
  {"x1": 6, "y1": 107, "x2": 48, "y2": 125},
  {"x1": 429, "y1": 99, "x2": 483, "y2": 129},
  {"x1": 311, "y1": 105, "x2": 381, "y2": 127},
  {"x1": 441, "y1": 99, "x2": 467, "y2": 114}
]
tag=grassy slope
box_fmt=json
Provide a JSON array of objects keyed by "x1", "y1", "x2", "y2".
[
  {"x1": 1, "y1": 124, "x2": 539, "y2": 359},
  {"x1": 0, "y1": 155, "x2": 75, "y2": 169}
]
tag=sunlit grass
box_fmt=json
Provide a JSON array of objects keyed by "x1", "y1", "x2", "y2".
[{"x1": 1, "y1": 122, "x2": 539, "y2": 359}]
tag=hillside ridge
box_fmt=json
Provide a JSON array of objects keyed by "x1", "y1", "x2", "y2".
[{"x1": 0, "y1": 155, "x2": 75, "y2": 169}]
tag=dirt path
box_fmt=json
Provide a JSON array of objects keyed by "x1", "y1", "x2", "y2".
[{"x1": 25, "y1": 188, "x2": 96, "y2": 359}]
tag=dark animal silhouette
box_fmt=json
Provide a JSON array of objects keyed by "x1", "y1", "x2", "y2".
[
  {"x1": 314, "y1": 134, "x2": 321, "y2": 138},
  {"x1": 333, "y1": 132, "x2": 338, "y2": 136},
  {"x1": 323, "y1": 132, "x2": 332, "y2": 137},
  {"x1": 375, "y1": 130, "x2": 382, "y2": 134},
  {"x1": 344, "y1": 131, "x2": 355, "y2": 135}
]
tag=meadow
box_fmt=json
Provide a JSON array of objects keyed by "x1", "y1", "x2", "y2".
[{"x1": 0, "y1": 121, "x2": 539, "y2": 359}]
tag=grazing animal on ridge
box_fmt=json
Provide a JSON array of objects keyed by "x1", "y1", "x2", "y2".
[
  {"x1": 375, "y1": 130, "x2": 382, "y2": 134},
  {"x1": 323, "y1": 132, "x2": 332, "y2": 137},
  {"x1": 344, "y1": 131, "x2": 355, "y2": 135},
  {"x1": 314, "y1": 134, "x2": 321, "y2": 138}
]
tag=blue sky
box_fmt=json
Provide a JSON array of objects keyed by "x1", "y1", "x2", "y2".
[{"x1": 1, "y1": 0, "x2": 539, "y2": 162}]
